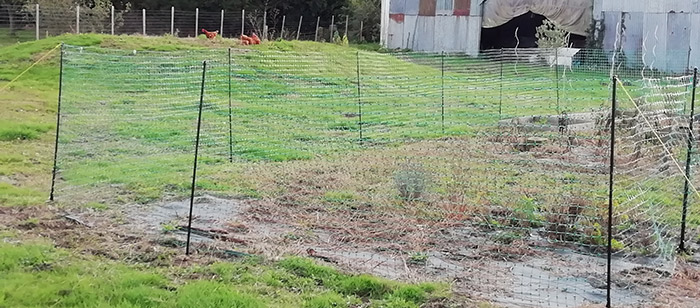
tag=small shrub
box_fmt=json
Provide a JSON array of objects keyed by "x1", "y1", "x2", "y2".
[
  {"x1": 407, "y1": 253, "x2": 428, "y2": 266},
  {"x1": 393, "y1": 161, "x2": 427, "y2": 202}
]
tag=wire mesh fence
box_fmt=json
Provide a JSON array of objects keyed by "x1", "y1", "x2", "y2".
[
  {"x1": 52, "y1": 45, "x2": 699, "y2": 307},
  {"x1": 0, "y1": 4, "x2": 371, "y2": 45}
]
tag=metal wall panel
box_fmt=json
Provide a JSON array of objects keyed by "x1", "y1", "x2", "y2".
[
  {"x1": 644, "y1": 0, "x2": 664, "y2": 13},
  {"x1": 405, "y1": 0, "x2": 420, "y2": 15},
  {"x1": 665, "y1": 0, "x2": 692, "y2": 12},
  {"x1": 622, "y1": 12, "x2": 644, "y2": 66},
  {"x1": 690, "y1": 13, "x2": 700, "y2": 68},
  {"x1": 390, "y1": 0, "x2": 407, "y2": 14},
  {"x1": 434, "y1": 16, "x2": 453, "y2": 50},
  {"x1": 470, "y1": 0, "x2": 481, "y2": 16},
  {"x1": 455, "y1": 16, "x2": 469, "y2": 51},
  {"x1": 403, "y1": 15, "x2": 418, "y2": 49},
  {"x1": 693, "y1": 0, "x2": 700, "y2": 13},
  {"x1": 667, "y1": 12, "x2": 691, "y2": 72},
  {"x1": 603, "y1": 11, "x2": 621, "y2": 50},
  {"x1": 387, "y1": 18, "x2": 405, "y2": 49},
  {"x1": 466, "y1": 16, "x2": 481, "y2": 55},
  {"x1": 643, "y1": 13, "x2": 668, "y2": 71},
  {"x1": 413, "y1": 16, "x2": 435, "y2": 50}
]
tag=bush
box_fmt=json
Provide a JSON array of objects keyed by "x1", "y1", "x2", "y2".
[{"x1": 393, "y1": 161, "x2": 427, "y2": 202}]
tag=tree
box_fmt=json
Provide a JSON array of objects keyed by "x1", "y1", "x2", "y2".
[
  {"x1": 535, "y1": 19, "x2": 570, "y2": 48},
  {"x1": 345, "y1": 0, "x2": 379, "y2": 42}
]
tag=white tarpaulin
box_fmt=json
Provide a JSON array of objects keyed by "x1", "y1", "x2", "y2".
[{"x1": 482, "y1": 0, "x2": 593, "y2": 36}]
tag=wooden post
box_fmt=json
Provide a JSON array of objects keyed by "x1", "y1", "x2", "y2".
[
  {"x1": 241, "y1": 9, "x2": 245, "y2": 36},
  {"x1": 262, "y1": 11, "x2": 267, "y2": 40},
  {"x1": 142, "y1": 9, "x2": 146, "y2": 35},
  {"x1": 280, "y1": 15, "x2": 286, "y2": 39},
  {"x1": 76, "y1": 5, "x2": 80, "y2": 34},
  {"x1": 345, "y1": 15, "x2": 349, "y2": 37},
  {"x1": 35, "y1": 4, "x2": 39, "y2": 40},
  {"x1": 359, "y1": 20, "x2": 363, "y2": 42},
  {"x1": 220, "y1": 10, "x2": 224, "y2": 37},
  {"x1": 296, "y1": 16, "x2": 303, "y2": 40},
  {"x1": 195, "y1": 8, "x2": 199, "y2": 37},
  {"x1": 330, "y1": 15, "x2": 335, "y2": 42},
  {"x1": 314, "y1": 16, "x2": 320, "y2": 41},
  {"x1": 170, "y1": 7, "x2": 174, "y2": 35},
  {"x1": 110, "y1": 5, "x2": 114, "y2": 35}
]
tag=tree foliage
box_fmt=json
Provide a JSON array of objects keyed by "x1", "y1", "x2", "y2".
[{"x1": 535, "y1": 19, "x2": 570, "y2": 48}]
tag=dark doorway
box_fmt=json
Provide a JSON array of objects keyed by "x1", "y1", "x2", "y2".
[{"x1": 480, "y1": 11, "x2": 586, "y2": 50}]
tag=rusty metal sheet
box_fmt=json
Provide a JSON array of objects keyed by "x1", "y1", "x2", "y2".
[
  {"x1": 390, "y1": 0, "x2": 406, "y2": 14},
  {"x1": 667, "y1": 12, "x2": 691, "y2": 72},
  {"x1": 454, "y1": 0, "x2": 470, "y2": 16},
  {"x1": 413, "y1": 16, "x2": 435, "y2": 50},
  {"x1": 419, "y1": 0, "x2": 437, "y2": 16}
]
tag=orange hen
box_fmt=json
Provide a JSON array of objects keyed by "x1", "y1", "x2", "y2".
[{"x1": 201, "y1": 28, "x2": 218, "y2": 40}]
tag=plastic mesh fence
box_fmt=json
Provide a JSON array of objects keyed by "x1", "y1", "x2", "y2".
[{"x1": 54, "y1": 45, "x2": 698, "y2": 307}]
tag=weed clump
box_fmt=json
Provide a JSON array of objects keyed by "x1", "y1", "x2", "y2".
[{"x1": 393, "y1": 161, "x2": 427, "y2": 202}]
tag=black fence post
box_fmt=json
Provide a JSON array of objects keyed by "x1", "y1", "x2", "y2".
[
  {"x1": 228, "y1": 48, "x2": 233, "y2": 163},
  {"x1": 356, "y1": 51, "x2": 363, "y2": 142},
  {"x1": 499, "y1": 48, "x2": 504, "y2": 119},
  {"x1": 49, "y1": 43, "x2": 64, "y2": 202},
  {"x1": 186, "y1": 61, "x2": 207, "y2": 256},
  {"x1": 606, "y1": 75, "x2": 618, "y2": 308},
  {"x1": 441, "y1": 51, "x2": 445, "y2": 134},
  {"x1": 680, "y1": 67, "x2": 698, "y2": 253}
]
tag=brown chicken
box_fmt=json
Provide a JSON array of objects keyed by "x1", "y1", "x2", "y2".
[{"x1": 201, "y1": 28, "x2": 218, "y2": 40}]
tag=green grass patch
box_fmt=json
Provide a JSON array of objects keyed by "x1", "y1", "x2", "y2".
[
  {"x1": 0, "y1": 183, "x2": 44, "y2": 206},
  {"x1": 0, "y1": 121, "x2": 52, "y2": 141},
  {"x1": 0, "y1": 242, "x2": 448, "y2": 307}
]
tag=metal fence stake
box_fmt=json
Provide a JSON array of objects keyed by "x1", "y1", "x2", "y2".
[
  {"x1": 35, "y1": 4, "x2": 39, "y2": 40},
  {"x1": 241, "y1": 9, "x2": 245, "y2": 36},
  {"x1": 76, "y1": 5, "x2": 80, "y2": 34},
  {"x1": 345, "y1": 15, "x2": 349, "y2": 37},
  {"x1": 195, "y1": 8, "x2": 199, "y2": 37},
  {"x1": 680, "y1": 67, "x2": 698, "y2": 253},
  {"x1": 50, "y1": 44, "x2": 64, "y2": 202},
  {"x1": 606, "y1": 75, "x2": 618, "y2": 308},
  {"x1": 330, "y1": 15, "x2": 335, "y2": 42},
  {"x1": 170, "y1": 6, "x2": 174, "y2": 35},
  {"x1": 110, "y1": 5, "x2": 114, "y2": 35},
  {"x1": 186, "y1": 61, "x2": 208, "y2": 256},
  {"x1": 228, "y1": 48, "x2": 234, "y2": 163},
  {"x1": 142, "y1": 9, "x2": 146, "y2": 35},
  {"x1": 220, "y1": 10, "x2": 224, "y2": 37}
]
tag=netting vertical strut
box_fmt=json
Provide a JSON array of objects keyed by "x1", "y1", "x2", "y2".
[
  {"x1": 356, "y1": 51, "x2": 363, "y2": 142},
  {"x1": 186, "y1": 61, "x2": 208, "y2": 255},
  {"x1": 499, "y1": 48, "x2": 503, "y2": 118},
  {"x1": 680, "y1": 67, "x2": 698, "y2": 252},
  {"x1": 49, "y1": 43, "x2": 64, "y2": 202},
  {"x1": 441, "y1": 51, "x2": 445, "y2": 134},
  {"x1": 606, "y1": 75, "x2": 618, "y2": 308},
  {"x1": 555, "y1": 48, "x2": 560, "y2": 113},
  {"x1": 228, "y1": 48, "x2": 234, "y2": 163}
]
